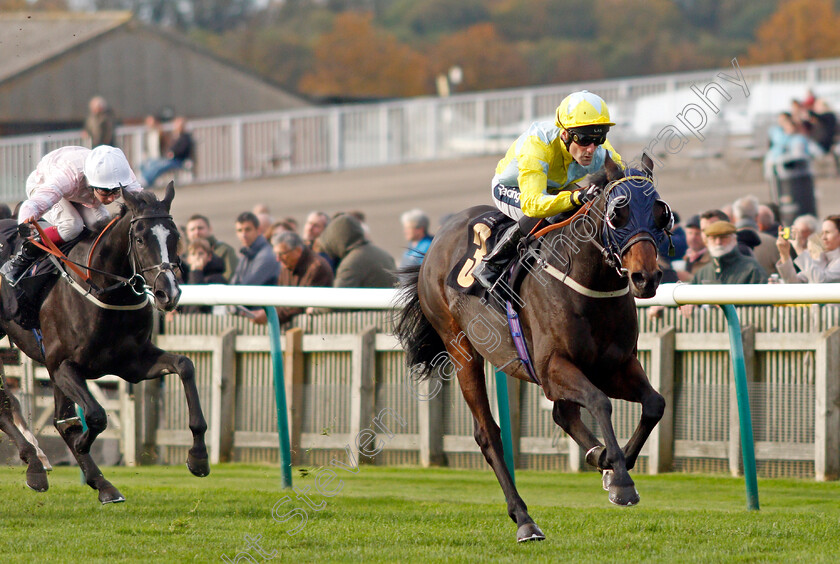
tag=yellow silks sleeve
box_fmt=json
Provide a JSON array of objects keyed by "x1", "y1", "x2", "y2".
[{"x1": 516, "y1": 137, "x2": 577, "y2": 218}]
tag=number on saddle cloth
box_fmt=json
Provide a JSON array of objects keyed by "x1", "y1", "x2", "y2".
[{"x1": 445, "y1": 210, "x2": 516, "y2": 297}]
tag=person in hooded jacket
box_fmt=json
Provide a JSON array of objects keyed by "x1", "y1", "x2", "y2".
[{"x1": 317, "y1": 214, "x2": 396, "y2": 288}]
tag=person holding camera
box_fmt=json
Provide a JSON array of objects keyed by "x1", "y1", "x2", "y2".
[{"x1": 776, "y1": 215, "x2": 840, "y2": 283}]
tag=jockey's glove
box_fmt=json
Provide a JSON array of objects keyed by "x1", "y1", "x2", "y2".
[{"x1": 572, "y1": 186, "x2": 600, "y2": 206}]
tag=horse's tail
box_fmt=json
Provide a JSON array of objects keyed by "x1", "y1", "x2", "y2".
[{"x1": 393, "y1": 264, "x2": 445, "y2": 379}]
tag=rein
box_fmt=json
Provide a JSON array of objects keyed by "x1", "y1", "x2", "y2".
[
  {"x1": 25, "y1": 211, "x2": 176, "y2": 305},
  {"x1": 522, "y1": 175, "x2": 659, "y2": 298}
]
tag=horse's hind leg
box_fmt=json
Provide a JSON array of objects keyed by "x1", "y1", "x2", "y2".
[
  {"x1": 543, "y1": 356, "x2": 639, "y2": 506},
  {"x1": 0, "y1": 379, "x2": 49, "y2": 492},
  {"x1": 451, "y1": 342, "x2": 544, "y2": 542},
  {"x1": 122, "y1": 344, "x2": 209, "y2": 477},
  {"x1": 601, "y1": 357, "x2": 665, "y2": 472},
  {"x1": 52, "y1": 386, "x2": 125, "y2": 504}
]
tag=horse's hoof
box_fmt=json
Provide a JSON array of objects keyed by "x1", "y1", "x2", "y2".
[
  {"x1": 601, "y1": 469, "x2": 613, "y2": 491},
  {"x1": 99, "y1": 486, "x2": 126, "y2": 505},
  {"x1": 26, "y1": 471, "x2": 49, "y2": 492},
  {"x1": 186, "y1": 454, "x2": 210, "y2": 477},
  {"x1": 608, "y1": 484, "x2": 640, "y2": 507},
  {"x1": 516, "y1": 523, "x2": 545, "y2": 542}
]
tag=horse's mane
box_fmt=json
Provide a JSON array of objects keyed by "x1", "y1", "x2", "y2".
[{"x1": 84, "y1": 192, "x2": 163, "y2": 240}]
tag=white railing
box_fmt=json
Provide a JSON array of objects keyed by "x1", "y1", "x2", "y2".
[
  {"x1": 178, "y1": 281, "x2": 840, "y2": 309},
  {"x1": 3, "y1": 57, "x2": 840, "y2": 202}
]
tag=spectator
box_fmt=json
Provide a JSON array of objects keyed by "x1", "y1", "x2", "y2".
[
  {"x1": 757, "y1": 204, "x2": 780, "y2": 237},
  {"x1": 282, "y1": 217, "x2": 299, "y2": 233},
  {"x1": 776, "y1": 215, "x2": 840, "y2": 283},
  {"x1": 139, "y1": 117, "x2": 194, "y2": 187},
  {"x1": 692, "y1": 221, "x2": 768, "y2": 285},
  {"x1": 318, "y1": 214, "x2": 396, "y2": 288},
  {"x1": 676, "y1": 214, "x2": 709, "y2": 281},
  {"x1": 181, "y1": 238, "x2": 227, "y2": 314},
  {"x1": 252, "y1": 203, "x2": 273, "y2": 236},
  {"x1": 764, "y1": 112, "x2": 812, "y2": 181},
  {"x1": 700, "y1": 209, "x2": 755, "y2": 257},
  {"x1": 680, "y1": 221, "x2": 767, "y2": 317},
  {"x1": 83, "y1": 95, "x2": 116, "y2": 148},
  {"x1": 302, "y1": 211, "x2": 330, "y2": 248},
  {"x1": 346, "y1": 210, "x2": 370, "y2": 237},
  {"x1": 264, "y1": 219, "x2": 296, "y2": 243},
  {"x1": 807, "y1": 98, "x2": 838, "y2": 155},
  {"x1": 732, "y1": 195, "x2": 780, "y2": 275},
  {"x1": 250, "y1": 231, "x2": 335, "y2": 325},
  {"x1": 141, "y1": 115, "x2": 164, "y2": 162},
  {"x1": 790, "y1": 214, "x2": 820, "y2": 258},
  {"x1": 400, "y1": 209, "x2": 434, "y2": 268},
  {"x1": 229, "y1": 211, "x2": 280, "y2": 287},
  {"x1": 185, "y1": 214, "x2": 238, "y2": 281},
  {"x1": 0, "y1": 203, "x2": 12, "y2": 220}
]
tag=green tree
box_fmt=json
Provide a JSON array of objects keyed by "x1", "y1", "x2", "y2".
[{"x1": 490, "y1": 0, "x2": 596, "y2": 41}]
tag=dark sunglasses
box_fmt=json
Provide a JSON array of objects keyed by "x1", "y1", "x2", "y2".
[
  {"x1": 93, "y1": 187, "x2": 118, "y2": 196},
  {"x1": 569, "y1": 131, "x2": 606, "y2": 147}
]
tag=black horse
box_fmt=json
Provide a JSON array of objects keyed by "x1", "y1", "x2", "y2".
[
  {"x1": 0, "y1": 182, "x2": 209, "y2": 503},
  {"x1": 395, "y1": 155, "x2": 671, "y2": 541}
]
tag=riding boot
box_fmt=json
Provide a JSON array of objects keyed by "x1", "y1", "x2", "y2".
[
  {"x1": 472, "y1": 223, "x2": 523, "y2": 290},
  {"x1": 1, "y1": 239, "x2": 45, "y2": 287}
]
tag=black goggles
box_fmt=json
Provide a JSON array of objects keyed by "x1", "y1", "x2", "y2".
[
  {"x1": 569, "y1": 131, "x2": 607, "y2": 147},
  {"x1": 92, "y1": 187, "x2": 119, "y2": 196}
]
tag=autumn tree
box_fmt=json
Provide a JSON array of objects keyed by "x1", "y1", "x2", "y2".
[
  {"x1": 429, "y1": 23, "x2": 528, "y2": 92},
  {"x1": 746, "y1": 0, "x2": 840, "y2": 64},
  {"x1": 298, "y1": 12, "x2": 431, "y2": 99}
]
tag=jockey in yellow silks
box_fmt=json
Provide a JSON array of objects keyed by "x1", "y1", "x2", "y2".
[{"x1": 472, "y1": 90, "x2": 624, "y2": 289}]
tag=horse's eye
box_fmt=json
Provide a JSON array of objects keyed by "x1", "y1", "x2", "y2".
[{"x1": 135, "y1": 236, "x2": 144, "y2": 245}]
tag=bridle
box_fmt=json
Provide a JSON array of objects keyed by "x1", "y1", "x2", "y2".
[
  {"x1": 526, "y1": 173, "x2": 671, "y2": 281},
  {"x1": 29, "y1": 211, "x2": 180, "y2": 304}
]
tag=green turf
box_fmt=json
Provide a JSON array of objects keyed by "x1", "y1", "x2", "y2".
[{"x1": 1, "y1": 463, "x2": 839, "y2": 563}]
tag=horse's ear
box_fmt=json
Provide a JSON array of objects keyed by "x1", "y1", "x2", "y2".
[
  {"x1": 121, "y1": 187, "x2": 139, "y2": 212},
  {"x1": 604, "y1": 153, "x2": 622, "y2": 181},
  {"x1": 162, "y1": 181, "x2": 175, "y2": 212},
  {"x1": 641, "y1": 153, "x2": 654, "y2": 178}
]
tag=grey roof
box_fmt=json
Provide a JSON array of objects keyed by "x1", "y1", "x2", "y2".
[{"x1": 0, "y1": 11, "x2": 131, "y2": 84}]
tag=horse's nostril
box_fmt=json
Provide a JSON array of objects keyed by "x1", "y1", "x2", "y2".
[{"x1": 631, "y1": 272, "x2": 646, "y2": 287}]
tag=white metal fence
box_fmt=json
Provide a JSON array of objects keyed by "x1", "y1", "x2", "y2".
[{"x1": 3, "y1": 57, "x2": 840, "y2": 201}]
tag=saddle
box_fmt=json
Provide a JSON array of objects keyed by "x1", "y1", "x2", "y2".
[
  {"x1": 0, "y1": 219, "x2": 83, "y2": 330},
  {"x1": 445, "y1": 211, "x2": 543, "y2": 384}
]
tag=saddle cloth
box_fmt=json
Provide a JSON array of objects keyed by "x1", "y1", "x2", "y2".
[
  {"x1": 445, "y1": 210, "x2": 515, "y2": 296},
  {"x1": 0, "y1": 219, "x2": 83, "y2": 330}
]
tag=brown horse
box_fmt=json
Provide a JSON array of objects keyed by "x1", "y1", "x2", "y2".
[{"x1": 395, "y1": 155, "x2": 671, "y2": 541}]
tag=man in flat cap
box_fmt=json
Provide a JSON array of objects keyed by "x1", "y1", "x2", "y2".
[
  {"x1": 680, "y1": 221, "x2": 769, "y2": 318},
  {"x1": 691, "y1": 221, "x2": 768, "y2": 285}
]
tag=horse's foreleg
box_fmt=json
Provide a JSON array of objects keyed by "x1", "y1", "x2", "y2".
[
  {"x1": 543, "y1": 356, "x2": 639, "y2": 506},
  {"x1": 551, "y1": 400, "x2": 609, "y2": 468},
  {"x1": 453, "y1": 345, "x2": 544, "y2": 542},
  {"x1": 0, "y1": 380, "x2": 49, "y2": 492},
  {"x1": 52, "y1": 387, "x2": 124, "y2": 503},
  {"x1": 128, "y1": 345, "x2": 209, "y2": 477},
  {"x1": 602, "y1": 358, "x2": 665, "y2": 472}
]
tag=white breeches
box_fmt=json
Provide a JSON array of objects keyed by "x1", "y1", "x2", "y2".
[{"x1": 43, "y1": 199, "x2": 111, "y2": 241}]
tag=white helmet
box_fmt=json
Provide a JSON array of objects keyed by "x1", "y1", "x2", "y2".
[{"x1": 84, "y1": 145, "x2": 133, "y2": 190}]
